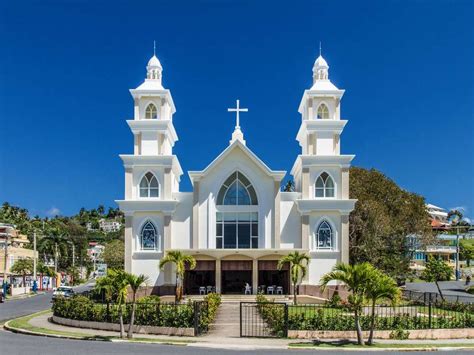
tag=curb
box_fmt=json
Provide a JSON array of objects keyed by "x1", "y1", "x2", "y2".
[
  {"x1": 287, "y1": 345, "x2": 474, "y2": 352},
  {"x1": 3, "y1": 318, "x2": 190, "y2": 346}
]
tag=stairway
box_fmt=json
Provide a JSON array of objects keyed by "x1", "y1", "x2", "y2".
[{"x1": 205, "y1": 302, "x2": 241, "y2": 338}]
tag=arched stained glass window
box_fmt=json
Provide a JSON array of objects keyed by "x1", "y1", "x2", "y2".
[
  {"x1": 217, "y1": 172, "x2": 257, "y2": 205},
  {"x1": 140, "y1": 221, "x2": 158, "y2": 250},
  {"x1": 140, "y1": 172, "x2": 159, "y2": 198},
  {"x1": 315, "y1": 172, "x2": 335, "y2": 198},
  {"x1": 316, "y1": 221, "x2": 333, "y2": 250},
  {"x1": 145, "y1": 103, "x2": 158, "y2": 119},
  {"x1": 317, "y1": 103, "x2": 329, "y2": 119}
]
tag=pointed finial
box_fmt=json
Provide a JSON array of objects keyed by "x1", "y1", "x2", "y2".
[
  {"x1": 153, "y1": 40, "x2": 156, "y2": 56},
  {"x1": 319, "y1": 41, "x2": 322, "y2": 56}
]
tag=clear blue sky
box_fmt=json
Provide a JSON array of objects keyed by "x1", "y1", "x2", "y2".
[{"x1": 1, "y1": 0, "x2": 473, "y2": 219}]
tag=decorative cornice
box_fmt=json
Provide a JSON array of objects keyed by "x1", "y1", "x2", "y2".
[
  {"x1": 295, "y1": 199, "x2": 357, "y2": 215},
  {"x1": 119, "y1": 154, "x2": 183, "y2": 177},
  {"x1": 291, "y1": 154, "x2": 355, "y2": 177},
  {"x1": 115, "y1": 199, "x2": 179, "y2": 216}
]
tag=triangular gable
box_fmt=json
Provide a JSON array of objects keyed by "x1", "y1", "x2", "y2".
[{"x1": 188, "y1": 140, "x2": 286, "y2": 185}]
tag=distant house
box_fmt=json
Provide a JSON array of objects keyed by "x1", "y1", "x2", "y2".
[
  {"x1": 0, "y1": 223, "x2": 38, "y2": 285},
  {"x1": 98, "y1": 219, "x2": 122, "y2": 233},
  {"x1": 409, "y1": 204, "x2": 471, "y2": 273}
]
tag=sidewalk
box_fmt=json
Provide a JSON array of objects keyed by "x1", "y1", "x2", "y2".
[{"x1": 5, "y1": 311, "x2": 474, "y2": 351}]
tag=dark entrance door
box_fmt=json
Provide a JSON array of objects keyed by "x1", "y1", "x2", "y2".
[
  {"x1": 221, "y1": 260, "x2": 252, "y2": 294},
  {"x1": 184, "y1": 260, "x2": 215, "y2": 295},
  {"x1": 258, "y1": 260, "x2": 290, "y2": 295}
]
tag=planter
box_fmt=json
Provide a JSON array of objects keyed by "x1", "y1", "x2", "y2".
[{"x1": 51, "y1": 315, "x2": 195, "y2": 336}]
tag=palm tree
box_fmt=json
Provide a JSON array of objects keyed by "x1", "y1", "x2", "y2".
[
  {"x1": 106, "y1": 269, "x2": 129, "y2": 338},
  {"x1": 365, "y1": 271, "x2": 400, "y2": 345},
  {"x1": 278, "y1": 251, "x2": 310, "y2": 305},
  {"x1": 126, "y1": 273, "x2": 149, "y2": 338},
  {"x1": 321, "y1": 262, "x2": 375, "y2": 345},
  {"x1": 159, "y1": 251, "x2": 196, "y2": 303},
  {"x1": 39, "y1": 233, "x2": 68, "y2": 274},
  {"x1": 10, "y1": 258, "x2": 33, "y2": 293}
]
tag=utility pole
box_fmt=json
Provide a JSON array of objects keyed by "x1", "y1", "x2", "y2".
[
  {"x1": 33, "y1": 232, "x2": 37, "y2": 292},
  {"x1": 455, "y1": 225, "x2": 460, "y2": 281},
  {"x1": 2, "y1": 225, "x2": 14, "y2": 298},
  {"x1": 54, "y1": 243, "x2": 58, "y2": 274},
  {"x1": 72, "y1": 243, "x2": 75, "y2": 269}
]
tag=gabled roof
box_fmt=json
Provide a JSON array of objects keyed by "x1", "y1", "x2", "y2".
[{"x1": 188, "y1": 139, "x2": 286, "y2": 185}]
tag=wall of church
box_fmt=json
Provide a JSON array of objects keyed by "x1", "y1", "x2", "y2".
[
  {"x1": 309, "y1": 167, "x2": 342, "y2": 199},
  {"x1": 307, "y1": 213, "x2": 342, "y2": 285},
  {"x1": 196, "y1": 148, "x2": 275, "y2": 249},
  {"x1": 279, "y1": 193, "x2": 301, "y2": 248},
  {"x1": 131, "y1": 212, "x2": 165, "y2": 286},
  {"x1": 171, "y1": 192, "x2": 192, "y2": 249},
  {"x1": 131, "y1": 167, "x2": 165, "y2": 199}
]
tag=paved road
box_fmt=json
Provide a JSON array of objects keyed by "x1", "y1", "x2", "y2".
[
  {"x1": 0, "y1": 281, "x2": 95, "y2": 322},
  {"x1": 0, "y1": 329, "x2": 470, "y2": 355}
]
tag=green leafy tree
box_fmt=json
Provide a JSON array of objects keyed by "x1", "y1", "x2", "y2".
[
  {"x1": 277, "y1": 251, "x2": 310, "y2": 305},
  {"x1": 365, "y1": 271, "x2": 401, "y2": 345},
  {"x1": 126, "y1": 273, "x2": 149, "y2": 338},
  {"x1": 159, "y1": 251, "x2": 196, "y2": 303},
  {"x1": 460, "y1": 239, "x2": 474, "y2": 267},
  {"x1": 10, "y1": 258, "x2": 33, "y2": 292},
  {"x1": 103, "y1": 240, "x2": 125, "y2": 270},
  {"x1": 421, "y1": 256, "x2": 452, "y2": 301},
  {"x1": 321, "y1": 262, "x2": 375, "y2": 345},
  {"x1": 283, "y1": 180, "x2": 295, "y2": 192},
  {"x1": 349, "y1": 167, "x2": 433, "y2": 282}
]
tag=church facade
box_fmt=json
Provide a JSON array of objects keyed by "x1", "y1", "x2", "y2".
[{"x1": 116, "y1": 51, "x2": 356, "y2": 295}]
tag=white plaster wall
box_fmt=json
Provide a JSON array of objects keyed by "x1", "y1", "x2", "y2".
[
  {"x1": 141, "y1": 131, "x2": 158, "y2": 155},
  {"x1": 197, "y1": 147, "x2": 275, "y2": 250},
  {"x1": 309, "y1": 167, "x2": 341, "y2": 199},
  {"x1": 307, "y1": 255, "x2": 338, "y2": 285},
  {"x1": 132, "y1": 167, "x2": 164, "y2": 199},
  {"x1": 280, "y1": 194, "x2": 301, "y2": 248},
  {"x1": 316, "y1": 131, "x2": 335, "y2": 155},
  {"x1": 131, "y1": 213, "x2": 164, "y2": 286},
  {"x1": 172, "y1": 192, "x2": 192, "y2": 249}
]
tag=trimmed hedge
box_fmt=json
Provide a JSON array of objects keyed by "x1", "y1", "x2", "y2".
[
  {"x1": 53, "y1": 296, "x2": 195, "y2": 328},
  {"x1": 255, "y1": 294, "x2": 474, "y2": 334}
]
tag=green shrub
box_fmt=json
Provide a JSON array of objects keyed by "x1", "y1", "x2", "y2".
[{"x1": 389, "y1": 326, "x2": 410, "y2": 340}]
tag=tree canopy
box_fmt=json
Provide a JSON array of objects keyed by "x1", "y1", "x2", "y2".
[{"x1": 349, "y1": 167, "x2": 433, "y2": 281}]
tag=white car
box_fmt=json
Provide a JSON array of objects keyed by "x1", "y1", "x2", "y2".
[{"x1": 52, "y1": 286, "x2": 75, "y2": 300}]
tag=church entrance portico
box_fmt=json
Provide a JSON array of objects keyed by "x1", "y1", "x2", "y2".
[
  {"x1": 184, "y1": 260, "x2": 216, "y2": 295},
  {"x1": 221, "y1": 260, "x2": 253, "y2": 294}
]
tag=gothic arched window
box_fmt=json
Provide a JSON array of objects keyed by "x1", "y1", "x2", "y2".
[
  {"x1": 140, "y1": 221, "x2": 158, "y2": 250},
  {"x1": 317, "y1": 104, "x2": 329, "y2": 119},
  {"x1": 315, "y1": 172, "x2": 335, "y2": 198},
  {"x1": 145, "y1": 103, "x2": 158, "y2": 119},
  {"x1": 316, "y1": 220, "x2": 333, "y2": 250},
  {"x1": 139, "y1": 172, "x2": 159, "y2": 198},
  {"x1": 217, "y1": 172, "x2": 258, "y2": 205}
]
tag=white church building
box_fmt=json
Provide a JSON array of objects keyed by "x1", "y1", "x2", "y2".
[{"x1": 116, "y1": 50, "x2": 356, "y2": 295}]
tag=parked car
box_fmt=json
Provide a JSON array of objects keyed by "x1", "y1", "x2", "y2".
[{"x1": 52, "y1": 286, "x2": 75, "y2": 300}]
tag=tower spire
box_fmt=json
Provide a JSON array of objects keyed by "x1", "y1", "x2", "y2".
[
  {"x1": 153, "y1": 40, "x2": 156, "y2": 56},
  {"x1": 319, "y1": 41, "x2": 322, "y2": 56}
]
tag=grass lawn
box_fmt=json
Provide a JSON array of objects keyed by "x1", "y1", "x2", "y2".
[{"x1": 7, "y1": 310, "x2": 102, "y2": 339}]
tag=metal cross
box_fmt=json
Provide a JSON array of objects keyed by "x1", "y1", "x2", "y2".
[{"x1": 227, "y1": 99, "x2": 248, "y2": 129}]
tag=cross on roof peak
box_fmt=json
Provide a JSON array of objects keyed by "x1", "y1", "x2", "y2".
[{"x1": 227, "y1": 99, "x2": 248, "y2": 129}]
